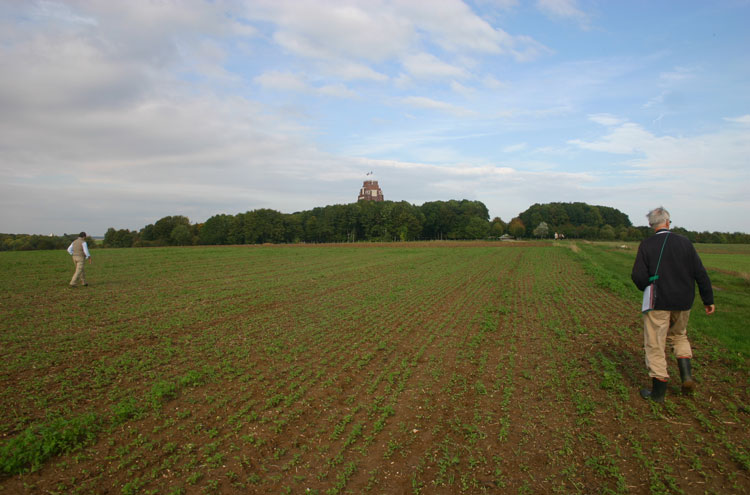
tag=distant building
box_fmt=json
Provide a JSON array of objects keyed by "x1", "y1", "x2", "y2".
[{"x1": 358, "y1": 179, "x2": 384, "y2": 202}]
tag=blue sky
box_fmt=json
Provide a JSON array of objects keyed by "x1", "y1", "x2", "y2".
[{"x1": 1, "y1": 0, "x2": 749, "y2": 235}]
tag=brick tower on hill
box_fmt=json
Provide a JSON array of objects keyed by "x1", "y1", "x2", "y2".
[{"x1": 358, "y1": 173, "x2": 384, "y2": 202}]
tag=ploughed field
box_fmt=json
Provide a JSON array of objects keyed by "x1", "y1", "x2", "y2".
[{"x1": 1, "y1": 242, "x2": 748, "y2": 494}]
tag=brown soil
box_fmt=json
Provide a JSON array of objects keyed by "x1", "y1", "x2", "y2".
[{"x1": 1, "y1": 244, "x2": 748, "y2": 494}]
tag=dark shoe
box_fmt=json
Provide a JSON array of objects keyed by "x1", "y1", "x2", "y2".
[
  {"x1": 677, "y1": 358, "x2": 695, "y2": 395},
  {"x1": 69, "y1": 285, "x2": 76, "y2": 289},
  {"x1": 640, "y1": 378, "x2": 667, "y2": 403},
  {"x1": 82, "y1": 283, "x2": 89, "y2": 287}
]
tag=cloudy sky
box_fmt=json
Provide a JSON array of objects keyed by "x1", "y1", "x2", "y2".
[{"x1": 2, "y1": 0, "x2": 749, "y2": 236}]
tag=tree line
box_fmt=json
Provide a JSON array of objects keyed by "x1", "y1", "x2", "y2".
[
  {"x1": 0, "y1": 233, "x2": 97, "y2": 252},
  {"x1": 104, "y1": 200, "x2": 496, "y2": 247},
  {"x1": 2, "y1": 200, "x2": 749, "y2": 251},
  {"x1": 514, "y1": 202, "x2": 750, "y2": 244}
]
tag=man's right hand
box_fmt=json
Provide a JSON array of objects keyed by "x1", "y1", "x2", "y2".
[{"x1": 705, "y1": 304, "x2": 715, "y2": 315}]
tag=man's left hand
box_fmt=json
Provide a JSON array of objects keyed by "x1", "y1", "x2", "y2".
[{"x1": 705, "y1": 304, "x2": 715, "y2": 315}]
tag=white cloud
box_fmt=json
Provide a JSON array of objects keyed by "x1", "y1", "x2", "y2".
[
  {"x1": 32, "y1": 1, "x2": 98, "y2": 26},
  {"x1": 318, "y1": 83, "x2": 357, "y2": 99},
  {"x1": 450, "y1": 80, "x2": 476, "y2": 96},
  {"x1": 588, "y1": 113, "x2": 626, "y2": 126},
  {"x1": 725, "y1": 115, "x2": 750, "y2": 125},
  {"x1": 248, "y1": 0, "x2": 414, "y2": 62},
  {"x1": 399, "y1": 96, "x2": 477, "y2": 117},
  {"x1": 402, "y1": 52, "x2": 470, "y2": 79},
  {"x1": 321, "y1": 61, "x2": 389, "y2": 81},
  {"x1": 254, "y1": 71, "x2": 356, "y2": 98},
  {"x1": 244, "y1": 0, "x2": 549, "y2": 74},
  {"x1": 569, "y1": 122, "x2": 750, "y2": 183},
  {"x1": 254, "y1": 71, "x2": 309, "y2": 92},
  {"x1": 536, "y1": 0, "x2": 590, "y2": 26},
  {"x1": 393, "y1": 0, "x2": 510, "y2": 54},
  {"x1": 481, "y1": 75, "x2": 508, "y2": 90}
]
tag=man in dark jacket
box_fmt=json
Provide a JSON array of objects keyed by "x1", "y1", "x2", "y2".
[{"x1": 631, "y1": 207, "x2": 714, "y2": 402}]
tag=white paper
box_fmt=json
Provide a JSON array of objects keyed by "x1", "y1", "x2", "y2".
[{"x1": 641, "y1": 284, "x2": 654, "y2": 313}]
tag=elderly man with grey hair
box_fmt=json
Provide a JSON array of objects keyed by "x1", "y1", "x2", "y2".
[{"x1": 631, "y1": 207, "x2": 715, "y2": 402}]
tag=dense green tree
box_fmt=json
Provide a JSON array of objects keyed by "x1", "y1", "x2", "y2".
[
  {"x1": 140, "y1": 224, "x2": 155, "y2": 242},
  {"x1": 464, "y1": 216, "x2": 490, "y2": 239},
  {"x1": 242, "y1": 209, "x2": 286, "y2": 244},
  {"x1": 421, "y1": 201, "x2": 457, "y2": 240},
  {"x1": 199, "y1": 214, "x2": 233, "y2": 245},
  {"x1": 147, "y1": 215, "x2": 191, "y2": 245},
  {"x1": 283, "y1": 214, "x2": 304, "y2": 243},
  {"x1": 389, "y1": 201, "x2": 424, "y2": 241},
  {"x1": 519, "y1": 202, "x2": 631, "y2": 238},
  {"x1": 599, "y1": 224, "x2": 616, "y2": 240},
  {"x1": 170, "y1": 224, "x2": 193, "y2": 246},
  {"x1": 490, "y1": 217, "x2": 506, "y2": 238},
  {"x1": 103, "y1": 228, "x2": 137, "y2": 248}
]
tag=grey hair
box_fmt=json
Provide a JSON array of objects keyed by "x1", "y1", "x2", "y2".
[{"x1": 647, "y1": 207, "x2": 670, "y2": 228}]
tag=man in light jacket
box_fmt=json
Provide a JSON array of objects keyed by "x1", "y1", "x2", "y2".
[
  {"x1": 67, "y1": 231, "x2": 92, "y2": 287},
  {"x1": 631, "y1": 207, "x2": 714, "y2": 402}
]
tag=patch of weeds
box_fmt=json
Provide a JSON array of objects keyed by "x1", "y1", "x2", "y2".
[
  {"x1": 150, "y1": 380, "x2": 178, "y2": 407},
  {"x1": 110, "y1": 397, "x2": 144, "y2": 426},
  {"x1": 178, "y1": 369, "x2": 206, "y2": 388},
  {"x1": 0, "y1": 412, "x2": 99, "y2": 475}
]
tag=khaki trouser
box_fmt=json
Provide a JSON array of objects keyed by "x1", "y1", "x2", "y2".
[
  {"x1": 643, "y1": 310, "x2": 692, "y2": 380},
  {"x1": 70, "y1": 255, "x2": 87, "y2": 286}
]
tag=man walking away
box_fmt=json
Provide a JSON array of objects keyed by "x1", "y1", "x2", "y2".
[
  {"x1": 631, "y1": 207, "x2": 715, "y2": 402},
  {"x1": 67, "y1": 232, "x2": 92, "y2": 287}
]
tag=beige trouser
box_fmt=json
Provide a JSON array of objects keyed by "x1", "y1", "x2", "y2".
[
  {"x1": 70, "y1": 256, "x2": 87, "y2": 286},
  {"x1": 643, "y1": 310, "x2": 692, "y2": 380}
]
